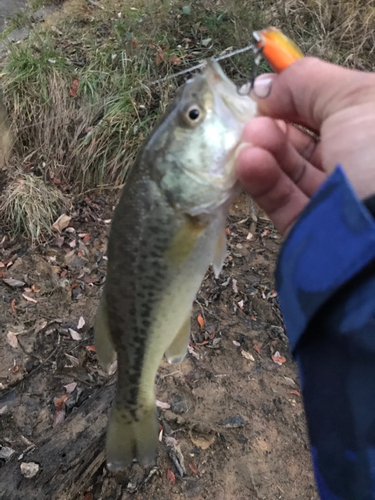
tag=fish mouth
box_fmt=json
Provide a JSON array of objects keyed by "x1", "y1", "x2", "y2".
[{"x1": 203, "y1": 59, "x2": 256, "y2": 123}]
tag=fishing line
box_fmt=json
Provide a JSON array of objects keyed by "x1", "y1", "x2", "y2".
[{"x1": 5, "y1": 42, "x2": 260, "y2": 136}]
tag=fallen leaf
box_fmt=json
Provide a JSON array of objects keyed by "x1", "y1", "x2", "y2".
[
  {"x1": 70, "y1": 76, "x2": 79, "y2": 97},
  {"x1": 156, "y1": 400, "x2": 171, "y2": 409},
  {"x1": 269, "y1": 290, "x2": 278, "y2": 298},
  {"x1": 195, "y1": 340, "x2": 209, "y2": 346},
  {"x1": 53, "y1": 408, "x2": 66, "y2": 427},
  {"x1": 155, "y1": 48, "x2": 166, "y2": 65},
  {"x1": 65, "y1": 353, "x2": 80, "y2": 367},
  {"x1": 159, "y1": 428, "x2": 163, "y2": 442},
  {"x1": 253, "y1": 345, "x2": 261, "y2": 355},
  {"x1": 0, "y1": 262, "x2": 4, "y2": 268},
  {"x1": 165, "y1": 436, "x2": 177, "y2": 447},
  {"x1": 286, "y1": 389, "x2": 301, "y2": 397},
  {"x1": 238, "y1": 300, "x2": 244, "y2": 309},
  {"x1": 12, "y1": 365, "x2": 19, "y2": 374},
  {"x1": 86, "y1": 345, "x2": 96, "y2": 352},
  {"x1": 246, "y1": 232, "x2": 253, "y2": 241},
  {"x1": 225, "y1": 228, "x2": 230, "y2": 234},
  {"x1": 22, "y1": 294, "x2": 37, "y2": 304},
  {"x1": 55, "y1": 235, "x2": 65, "y2": 247},
  {"x1": 54, "y1": 394, "x2": 68, "y2": 408},
  {"x1": 241, "y1": 350, "x2": 254, "y2": 362},
  {"x1": 261, "y1": 229, "x2": 270, "y2": 237},
  {"x1": 283, "y1": 377, "x2": 296, "y2": 386},
  {"x1": 187, "y1": 345, "x2": 199, "y2": 360},
  {"x1": 131, "y1": 35, "x2": 137, "y2": 49},
  {"x1": 233, "y1": 340, "x2": 240, "y2": 347},
  {"x1": 3, "y1": 278, "x2": 25, "y2": 288},
  {"x1": 167, "y1": 469, "x2": 176, "y2": 484},
  {"x1": 31, "y1": 284, "x2": 40, "y2": 293},
  {"x1": 189, "y1": 461, "x2": 198, "y2": 474},
  {"x1": 272, "y1": 351, "x2": 286, "y2": 366},
  {"x1": 77, "y1": 316, "x2": 85, "y2": 330},
  {"x1": 82, "y1": 234, "x2": 90, "y2": 243},
  {"x1": 197, "y1": 314, "x2": 204, "y2": 330},
  {"x1": 232, "y1": 279, "x2": 238, "y2": 293},
  {"x1": 11, "y1": 299, "x2": 16, "y2": 314},
  {"x1": 189, "y1": 432, "x2": 215, "y2": 450},
  {"x1": 52, "y1": 214, "x2": 72, "y2": 233},
  {"x1": 83, "y1": 493, "x2": 93, "y2": 500},
  {"x1": 64, "y1": 382, "x2": 77, "y2": 394},
  {"x1": 69, "y1": 328, "x2": 82, "y2": 341},
  {"x1": 168, "y1": 54, "x2": 181, "y2": 65},
  {"x1": 7, "y1": 332, "x2": 18, "y2": 348}
]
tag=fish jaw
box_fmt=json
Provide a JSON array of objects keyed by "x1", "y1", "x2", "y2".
[{"x1": 204, "y1": 59, "x2": 258, "y2": 124}]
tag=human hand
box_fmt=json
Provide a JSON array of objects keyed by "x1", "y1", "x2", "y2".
[{"x1": 236, "y1": 57, "x2": 375, "y2": 235}]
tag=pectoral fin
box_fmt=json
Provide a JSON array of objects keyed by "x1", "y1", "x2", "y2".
[
  {"x1": 165, "y1": 313, "x2": 191, "y2": 364},
  {"x1": 94, "y1": 293, "x2": 116, "y2": 370},
  {"x1": 212, "y1": 229, "x2": 227, "y2": 278}
]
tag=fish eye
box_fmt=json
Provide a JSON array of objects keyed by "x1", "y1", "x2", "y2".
[
  {"x1": 186, "y1": 105, "x2": 202, "y2": 123},
  {"x1": 188, "y1": 108, "x2": 200, "y2": 120}
]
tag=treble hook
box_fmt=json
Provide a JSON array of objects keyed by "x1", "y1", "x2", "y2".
[{"x1": 237, "y1": 28, "x2": 304, "y2": 98}]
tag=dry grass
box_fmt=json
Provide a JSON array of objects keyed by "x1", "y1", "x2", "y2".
[
  {"x1": 0, "y1": 0, "x2": 374, "y2": 241},
  {"x1": 0, "y1": 172, "x2": 69, "y2": 243}
]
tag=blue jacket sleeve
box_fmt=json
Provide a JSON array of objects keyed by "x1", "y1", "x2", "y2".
[{"x1": 276, "y1": 166, "x2": 375, "y2": 500}]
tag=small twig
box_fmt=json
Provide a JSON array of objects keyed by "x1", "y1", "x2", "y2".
[{"x1": 168, "y1": 449, "x2": 184, "y2": 478}]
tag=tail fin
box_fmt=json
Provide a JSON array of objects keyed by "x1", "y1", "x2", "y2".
[{"x1": 106, "y1": 404, "x2": 159, "y2": 471}]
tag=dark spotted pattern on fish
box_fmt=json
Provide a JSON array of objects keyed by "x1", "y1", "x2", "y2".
[{"x1": 105, "y1": 173, "x2": 183, "y2": 413}]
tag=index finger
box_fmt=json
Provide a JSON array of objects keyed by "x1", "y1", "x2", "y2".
[{"x1": 253, "y1": 57, "x2": 375, "y2": 131}]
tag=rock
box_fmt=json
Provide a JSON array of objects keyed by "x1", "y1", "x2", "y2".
[
  {"x1": 20, "y1": 462, "x2": 40, "y2": 478},
  {"x1": 31, "y1": 6, "x2": 57, "y2": 23},
  {"x1": 169, "y1": 394, "x2": 186, "y2": 414},
  {"x1": 7, "y1": 27, "x2": 30, "y2": 43},
  {"x1": 0, "y1": 446, "x2": 16, "y2": 460},
  {"x1": 220, "y1": 416, "x2": 246, "y2": 428}
]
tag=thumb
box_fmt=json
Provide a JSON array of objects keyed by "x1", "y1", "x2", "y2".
[{"x1": 252, "y1": 57, "x2": 375, "y2": 131}]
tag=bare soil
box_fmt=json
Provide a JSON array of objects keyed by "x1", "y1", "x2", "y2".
[{"x1": 0, "y1": 191, "x2": 317, "y2": 499}]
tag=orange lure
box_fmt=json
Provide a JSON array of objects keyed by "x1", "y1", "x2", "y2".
[{"x1": 253, "y1": 27, "x2": 304, "y2": 73}]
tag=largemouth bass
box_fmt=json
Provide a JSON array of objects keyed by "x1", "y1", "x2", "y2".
[{"x1": 94, "y1": 60, "x2": 257, "y2": 470}]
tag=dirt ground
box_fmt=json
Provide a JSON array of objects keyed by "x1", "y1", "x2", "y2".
[{"x1": 0, "y1": 189, "x2": 317, "y2": 499}]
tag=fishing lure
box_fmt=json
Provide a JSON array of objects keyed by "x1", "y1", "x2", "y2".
[{"x1": 240, "y1": 27, "x2": 304, "y2": 95}]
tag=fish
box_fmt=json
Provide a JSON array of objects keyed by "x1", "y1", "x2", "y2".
[{"x1": 94, "y1": 59, "x2": 257, "y2": 471}]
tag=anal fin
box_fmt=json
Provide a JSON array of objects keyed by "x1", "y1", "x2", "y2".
[{"x1": 165, "y1": 313, "x2": 191, "y2": 365}]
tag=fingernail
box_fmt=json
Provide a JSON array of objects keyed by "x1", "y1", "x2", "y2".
[
  {"x1": 253, "y1": 74, "x2": 274, "y2": 99},
  {"x1": 234, "y1": 142, "x2": 252, "y2": 161}
]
